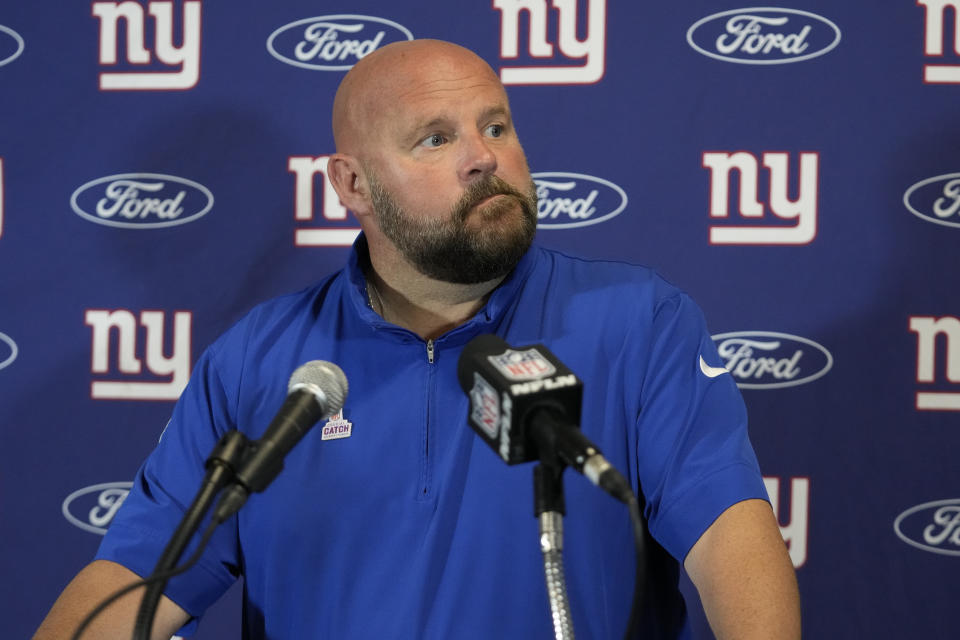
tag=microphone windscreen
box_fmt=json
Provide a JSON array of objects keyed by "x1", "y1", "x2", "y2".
[{"x1": 288, "y1": 360, "x2": 349, "y2": 419}]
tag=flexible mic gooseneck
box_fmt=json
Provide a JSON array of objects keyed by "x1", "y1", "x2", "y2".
[{"x1": 457, "y1": 336, "x2": 645, "y2": 640}]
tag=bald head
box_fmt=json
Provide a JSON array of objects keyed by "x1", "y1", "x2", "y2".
[{"x1": 332, "y1": 40, "x2": 505, "y2": 157}]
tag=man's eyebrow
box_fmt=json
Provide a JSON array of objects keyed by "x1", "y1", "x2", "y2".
[
  {"x1": 410, "y1": 116, "x2": 450, "y2": 134},
  {"x1": 402, "y1": 116, "x2": 453, "y2": 145},
  {"x1": 478, "y1": 105, "x2": 511, "y2": 124}
]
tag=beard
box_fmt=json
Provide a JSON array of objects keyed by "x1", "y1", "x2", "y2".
[{"x1": 367, "y1": 171, "x2": 538, "y2": 284}]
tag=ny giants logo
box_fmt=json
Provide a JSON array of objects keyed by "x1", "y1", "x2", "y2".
[
  {"x1": 918, "y1": 0, "x2": 960, "y2": 83},
  {"x1": 289, "y1": 155, "x2": 360, "y2": 247},
  {"x1": 703, "y1": 151, "x2": 819, "y2": 245},
  {"x1": 533, "y1": 172, "x2": 627, "y2": 229},
  {"x1": 904, "y1": 173, "x2": 960, "y2": 228},
  {"x1": 909, "y1": 315, "x2": 960, "y2": 411},
  {"x1": 267, "y1": 15, "x2": 413, "y2": 70},
  {"x1": 85, "y1": 309, "x2": 191, "y2": 400},
  {"x1": 0, "y1": 331, "x2": 17, "y2": 371},
  {"x1": 495, "y1": 0, "x2": 606, "y2": 85},
  {"x1": 62, "y1": 482, "x2": 133, "y2": 535},
  {"x1": 687, "y1": 8, "x2": 840, "y2": 64},
  {"x1": 712, "y1": 331, "x2": 833, "y2": 389},
  {"x1": 71, "y1": 173, "x2": 213, "y2": 228},
  {"x1": 895, "y1": 499, "x2": 960, "y2": 556},
  {"x1": 91, "y1": 0, "x2": 201, "y2": 90},
  {"x1": 764, "y1": 476, "x2": 809, "y2": 568},
  {"x1": 0, "y1": 24, "x2": 25, "y2": 68}
]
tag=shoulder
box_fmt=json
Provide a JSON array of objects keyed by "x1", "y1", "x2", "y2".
[
  {"x1": 528, "y1": 244, "x2": 690, "y2": 312},
  {"x1": 204, "y1": 271, "x2": 346, "y2": 371},
  {"x1": 231, "y1": 272, "x2": 341, "y2": 334}
]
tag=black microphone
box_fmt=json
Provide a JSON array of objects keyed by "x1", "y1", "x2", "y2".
[
  {"x1": 457, "y1": 334, "x2": 632, "y2": 503},
  {"x1": 213, "y1": 360, "x2": 348, "y2": 521}
]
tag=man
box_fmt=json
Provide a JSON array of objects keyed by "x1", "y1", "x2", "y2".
[{"x1": 34, "y1": 39, "x2": 800, "y2": 639}]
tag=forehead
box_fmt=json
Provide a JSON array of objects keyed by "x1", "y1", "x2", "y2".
[{"x1": 378, "y1": 63, "x2": 511, "y2": 131}]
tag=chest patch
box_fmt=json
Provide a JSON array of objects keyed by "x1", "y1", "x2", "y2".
[{"x1": 320, "y1": 410, "x2": 353, "y2": 440}]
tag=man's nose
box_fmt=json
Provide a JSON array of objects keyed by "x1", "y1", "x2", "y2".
[{"x1": 458, "y1": 134, "x2": 498, "y2": 182}]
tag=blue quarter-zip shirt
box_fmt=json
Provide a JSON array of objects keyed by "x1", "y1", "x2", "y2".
[{"x1": 97, "y1": 237, "x2": 768, "y2": 639}]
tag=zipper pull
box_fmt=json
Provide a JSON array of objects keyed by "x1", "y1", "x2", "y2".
[{"x1": 426, "y1": 339, "x2": 435, "y2": 364}]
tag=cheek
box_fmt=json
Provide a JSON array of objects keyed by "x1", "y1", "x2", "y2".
[
  {"x1": 497, "y1": 148, "x2": 533, "y2": 183},
  {"x1": 382, "y1": 170, "x2": 462, "y2": 217}
]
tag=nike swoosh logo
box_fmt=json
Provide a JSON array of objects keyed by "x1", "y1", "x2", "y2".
[{"x1": 699, "y1": 356, "x2": 729, "y2": 378}]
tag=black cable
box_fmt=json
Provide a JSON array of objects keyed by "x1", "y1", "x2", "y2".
[
  {"x1": 133, "y1": 430, "x2": 250, "y2": 639},
  {"x1": 69, "y1": 519, "x2": 219, "y2": 640},
  {"x1": 574, "y1": 460, "x2": 646, "y2": 639},
  {"x1": 131, "y1": 477, "x2": 221, "y2": 638},
  {"x1": 623, "y1": 492, "x2": 647, "y2": 640}
]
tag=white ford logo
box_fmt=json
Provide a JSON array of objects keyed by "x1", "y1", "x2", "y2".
[
  {"x1": 532, "y1": 172, "x2": 628, "y2": 229},
  {"x1": 0, "y1": 24, "x2": 25, "y2": 68},
  {"x1": 687, "y1": 8, "x2": 841, "y2": 64},
  {"x1": 711, "y1": 331, "x2": 833, "y2": 389},
  {"x1": 894, "y1": 499, "x2": 960, "y2": 556},
  {"x1": 70, "y1": 173, "x2": 214, "y2": 229},
  {"x1": 0, "y1": 331, "x2": 17, "y2": 371},
  {"x1": 62, "y1": 482, "x2": 134, "y2": 535},
  {"x1": 267, "y1": 15, "x2": 413, "y2": 70},
  {"x1": 903, "y1": 173, "x2": 960, "y2": 229}
]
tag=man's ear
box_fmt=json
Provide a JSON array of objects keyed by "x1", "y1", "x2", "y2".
[{"x1": 327, "y1": 153, "x2": 372, "y2": 218}]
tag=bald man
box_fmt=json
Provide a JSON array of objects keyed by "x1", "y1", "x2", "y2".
[{"x1": 34, "y1": 40, "x2": 799, "y2": 640}]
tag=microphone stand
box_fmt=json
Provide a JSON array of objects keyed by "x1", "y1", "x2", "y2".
[
  {"x1": 132, "y1": 430, "x2": 249, "y2": 640},
  {"x1": 534, "y1": 462, "x2": 575, "y2": 640}
]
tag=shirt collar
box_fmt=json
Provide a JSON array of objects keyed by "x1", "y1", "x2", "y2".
[{"x1": 344, "y1": 233, "x2": 539, "y2": 339}]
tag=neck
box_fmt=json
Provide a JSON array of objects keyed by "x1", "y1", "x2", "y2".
[{"x1": 364, "y1": 239, "x2": 504, "y2": 340}]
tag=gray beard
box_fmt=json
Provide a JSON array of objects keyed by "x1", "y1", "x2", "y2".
[{"x1": 367, "y1": 173, "x2": 538, "y2": 284}]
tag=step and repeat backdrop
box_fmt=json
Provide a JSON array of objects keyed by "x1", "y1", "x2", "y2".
[{"x1": 1, "y1": 2, "x2": 957, "y2": 638}]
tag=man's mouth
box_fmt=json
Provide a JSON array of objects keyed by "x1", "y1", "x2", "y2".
[{"x1": 473, "y1": 193, "x2": 507, "y2": 208}]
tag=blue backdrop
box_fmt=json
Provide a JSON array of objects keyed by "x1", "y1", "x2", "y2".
[{"x1": 2, "y1": 2, "x2": 958, "y2": 638}]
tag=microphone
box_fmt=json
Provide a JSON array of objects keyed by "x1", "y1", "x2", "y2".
[
  {"x1": 213, "y1": 360, "x2": 348, "y2": 521},
  {"x1": 457, "y1": 335, "x2": 632, "y2": 503}
]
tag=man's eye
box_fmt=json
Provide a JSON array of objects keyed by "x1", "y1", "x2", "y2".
[
  {"x1": 485, "y1": 124, "x2": 503, "y2": 137},
  {"x1": 421, "y1": 134, "x2": 446, "y2": 148}
]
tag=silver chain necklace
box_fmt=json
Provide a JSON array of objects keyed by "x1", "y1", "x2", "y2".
[{"x1": 366, "y1": 277, "x2": 384, "y2": 316}]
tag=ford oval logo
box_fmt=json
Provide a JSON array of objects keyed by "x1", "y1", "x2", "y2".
[
  {"x1": 267, "y1": 14, "x2": 414, "y2": 71},
  {"x1": 0, "y1": 24, "x2": 25, "y2": 68},
  {"x1": 70, "y1": 173, "x2": 214, "y2": 229},
  {"x1": 903, "y1": 173, "x2": 960, "y2": 229},
  {"x1": 687, "y1": 8, "x2": 841, "y2": 65},
  {"x1": 62, "y1": 482, "x2": 134, "y2": 535},
  {"x1": 711, "y1": 331, "x2": 833, "y2": 389},
  {"x1": 0, "y1": 331, "x2": 17, "y2": 371},
  {"x1": 894, "y1": 499, "x2": 960, "y2": 556},
  {"x1": 532, "y1": 172, "x2": 628, "y2": 229}
]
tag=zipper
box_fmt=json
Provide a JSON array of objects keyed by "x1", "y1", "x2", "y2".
[{"x1": 419, "y1": 339, "x2": 436, "y2": 499}]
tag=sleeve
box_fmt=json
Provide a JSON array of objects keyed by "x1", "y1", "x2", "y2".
[
  {"x1": 635, "y1": 290, "x2": 770, "y2": 562},
  {"x1": 94, "y1": 342, "x2": 242, "y2": 630}
]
